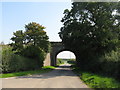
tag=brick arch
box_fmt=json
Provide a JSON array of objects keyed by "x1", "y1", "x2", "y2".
[
  {"x1": 55, "y1": 49, "x2": 76, "y2": 59},
  {"x1": 50, "y1": 42, "x2": 76, "y2": 66}
]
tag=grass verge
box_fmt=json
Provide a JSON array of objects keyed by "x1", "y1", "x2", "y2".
[
  {"x1": 72, "y1": 65, "x2": 120, "y2": 89},
  {"x1": 0, "y1": 66, "x2": 56, "y2": 78}
]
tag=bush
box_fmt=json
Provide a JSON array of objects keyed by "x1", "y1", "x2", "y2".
[
  {"x1": 21, "y1": 45, "x2": 46, "y2": 68},
  {"x1": 57, "y1": 58, "x2": 65, "y2": 65},
  {"x1": 99, "y1": 48, "x2": 120, "y2": 79},
  {"x1": 1, "y1": 45, "x2": 46, "y2": 73},
  {"x1": 76, "y1": 48, "x2": 120, "y2": 80}
]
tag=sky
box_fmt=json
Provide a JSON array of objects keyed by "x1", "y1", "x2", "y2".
[
  {"x1": 57, "y1": 51, "x2": 75, "y2": 59},
  {"x1": 1, "y1": 1, "x2": 76, "y2": 59},
  {"x1": 1, "y1": 2, "x2": 72, "y2": 44}
]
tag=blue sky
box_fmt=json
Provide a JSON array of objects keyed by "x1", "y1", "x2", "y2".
[
  {"x1": 1, "y1": 1, "x2": 76, "y2": 58},
  {"x1": 1, "y1": 2, "x2": 71, "y2": 44}
]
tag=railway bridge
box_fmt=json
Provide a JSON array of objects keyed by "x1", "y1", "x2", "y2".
[{"x1": 44, "y1": 41, "x2": 75, "y2": 66}]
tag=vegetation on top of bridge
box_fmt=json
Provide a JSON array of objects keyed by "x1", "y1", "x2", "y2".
[{"x1": 59, "y1": 2, "x2": 120, "y2": 81}]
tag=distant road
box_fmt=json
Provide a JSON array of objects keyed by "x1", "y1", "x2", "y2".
[{"x1": 2, "y1": 64, "x2": 90, "y2": 88}]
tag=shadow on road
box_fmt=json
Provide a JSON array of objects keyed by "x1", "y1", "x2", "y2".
[{"x1": 15, "y1": 64, "x2": 77, "y2": 79}]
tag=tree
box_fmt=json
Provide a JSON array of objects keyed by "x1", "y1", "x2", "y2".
[
  {"x1": 0, "y1": 41, "x2": 4, "y2": 45},
  {"x1": 59, "y1": 2, "x2": 120, "y2": 67},
  {"x1": 11, "y1": 30, "x2": 25, "y2": 53},
  {"x1": 10, "y1": 22, "x2": 50, "y2": 68},
  {"x1": 25, "y1": 22, "x2": 50, "y2": 52},
  {"x1": 11, "y1": 22, "x2": 50, "y2": 53}
]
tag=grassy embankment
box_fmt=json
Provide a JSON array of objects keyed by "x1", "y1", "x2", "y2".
[
  {"x1": 72, "y1": 65, "x2": 120, "y2": 88},
  {"x1": 57, "y1": 58, "x2": 76, "y2": 66},
  {"x1": 0, "y1": 66, "x2": 55, "y2": 78},
  {"x1": 57, "y1": 58, "x2": 65, "y2": 66}
]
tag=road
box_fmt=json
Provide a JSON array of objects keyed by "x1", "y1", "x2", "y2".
[{"x1": 2, "y1": 64, "x2": 89, "y2": 88}]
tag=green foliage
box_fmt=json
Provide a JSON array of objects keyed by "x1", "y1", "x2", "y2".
[
  {"x1": 99, "y1": 48, "x2": 120, "y2": 79},
  {"x1": 25, "y1": 22, "x2": 50, "y2": 52},
  {"x1": 57, "y1": 58, "x2": 65, "y2": 65},
  {"x1": 21, "y1": 45, "x2": 46, "y2": 68},
  {"x1": 67, "y1": 59, "x2": 76, "y2": 65},
  {"x1": 42, "y1": 66, "x2": 56, "y2": 69},
  {"x1": 1, "y1": 45, "x2": 43, "y2": 73},
  {"x1": 59, "y1": 2, "x2": 120, "y2": 79},
  {"x1": 81, "y1": 72, "x2": 120, "y2": 88},
  {"x1": 59, "y1": 2, "x2": 120, "y2": 59},
  {"x1": 11, "y1": 22, "x2": 50, "y2": 53},
  {"x1": 1, "y1": 22, "x2": 50, "y2": 73},
  {"x1": 7, "y1": 22, "x2": 50, "y2": 72},
  {"x1": 72, "y1": 66, "x2": 120, "y2": 88},
  {"x1": 10, "y1": 30, "x2": 25, "y2": 53}
]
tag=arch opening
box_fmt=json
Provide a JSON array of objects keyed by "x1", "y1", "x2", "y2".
[{"x1": 56, "y1": 50, "x2": 76, "y2": 66}]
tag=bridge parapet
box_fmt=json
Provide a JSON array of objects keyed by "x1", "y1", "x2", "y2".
[{"x1": 50, "y1": 42, "x2": 63, "y2": 46}]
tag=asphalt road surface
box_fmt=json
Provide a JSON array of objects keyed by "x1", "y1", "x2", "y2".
[{"x1": 2, "y1": 64, "x2": 90, "y2": 88}]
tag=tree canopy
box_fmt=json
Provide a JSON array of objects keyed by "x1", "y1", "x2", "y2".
[
  {"x1": 59, "y1": 2, "x2": 120, "y2": 55},
  {"x1": 11, "y1": 22, "x2": 50, "y2": 53},
  {"x1": 59, "y1": 2, "x2": 120, "y2": 67}
]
